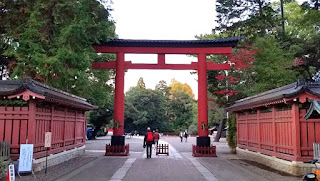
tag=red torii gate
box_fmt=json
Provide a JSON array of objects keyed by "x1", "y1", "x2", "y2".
[{"x1": 92, "y1": 37, "x2": 242, "y2": 148}]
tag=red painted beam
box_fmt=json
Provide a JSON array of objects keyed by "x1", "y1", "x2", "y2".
[
  {"x1": 92, "y1": 61, "x2": 230, "y2": 70},
  {"x1": 93, "y1": 46, "x2": 232, "y2": 54},
  {"x1": 92, "y1": 61, "x2": 116, "y2": 69},
  {"x1": 125, "y1": 62, "x2": 198, "y2": 70}
]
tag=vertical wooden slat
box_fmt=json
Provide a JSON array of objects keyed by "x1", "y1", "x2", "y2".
[
  {"x1": 246, "y1": 111, "x2": 248, "y2": 147},
  {"x1": 308, "y1": 121, "x2": 315, "y2": 156},
  {"x1": 12, "y1": 119, "x2": 20, "y2": 145},
  {"x1": 63, "y1": 107, "x2": 67, "y2": 147},
  {"x1": 74, "y1": 110, "x2": 77, "y2": 145},
  {"x1": 20, "y1": 120, "x2": 28, "y2": 144},
  {"x1": 4, "y1": 119, "x2": 12, "y2": 142},
  {"x1": 236, "y1": 113, "x2": 239, "y2": 146},
  {"x1": 292, "y1": 103, "x2": 301, "y2": 159},
  {"x1": 258, "y1": 109, "x2": 261, "y2": 149},
  {"x1": 28, "y1": 100, "x2": 36, "y2": 144},
  {"x1": 272, "y1": 106, "x2": 276, "y2": 152},
  {"x1": 0, "y1": 118, "x2": 4, "y2": 141}
]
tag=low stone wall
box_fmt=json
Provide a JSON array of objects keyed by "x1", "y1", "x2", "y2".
[
  {"x1": 236, "y1": 147, "x2": 317, "y2": 176},
  {"x1": 33, "y1": 146, "x2": 85, "y2": 172}
]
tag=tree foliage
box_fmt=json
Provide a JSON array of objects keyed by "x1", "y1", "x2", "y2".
[
  {"x1": 125, "y1": 79, "x2": 169, "y2": 134},
  {"x1": 1, "y1": 0, "x2": 116, "y2": 132},
  {"x1": 212, "y1": 0, "x2": 320, "y2": 151},
  {"x1": 167, "y1": 90, "x2": 195, "y2": 130},
  {"x1": 170, "y1": 79, "x2": 195, "y2": 99}
]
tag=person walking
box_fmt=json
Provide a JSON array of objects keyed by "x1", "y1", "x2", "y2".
[
  {"x1": 153, "y1": 129, "x2": 160, "y2": 147},
  {"x1": 179, "y1": 131, "x2": 183, "y2": 142},
  {"x1": 143, "y1": 127, "x2": 154, "y2": 158},
  {"x1": 184, "y1": 130, "x2": 188, "y2": 142}
]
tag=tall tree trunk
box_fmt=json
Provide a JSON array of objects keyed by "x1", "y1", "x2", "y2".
[
  {"x1": 280, "y1": 0, "x2": 285, "y2": 34},
  {"x1": 214, "y1": 119, "x2": 225, "y2": 142}
]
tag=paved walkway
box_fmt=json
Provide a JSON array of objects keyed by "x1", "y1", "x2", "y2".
[{"x1": 52, "y1": 136, "x2": 300, "y2": 181}]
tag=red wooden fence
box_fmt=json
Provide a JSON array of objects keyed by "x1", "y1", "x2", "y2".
[
  {"x1": 156, "y1": 144, "x2": 169, "y2": 156},
  {"x1": 105, "y1": 144, "x2": 129, "y2": 156},
  {"x1": 237, "y1": 103, "x2": 320, "y2": 162},
  {"x1": 0, "y1": 100, "x2": 86, "y2": 160},
  {"x1": 192, "y1": 145, "x2": 216, "y2": 157}
]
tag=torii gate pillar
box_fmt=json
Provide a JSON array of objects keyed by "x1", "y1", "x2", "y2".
[
  {"x1": 111, "y1": 52, "x2": 125, "y2": 146},
  {"x1": 197, "y1": 53, "x2": 210, "y2": 146}
]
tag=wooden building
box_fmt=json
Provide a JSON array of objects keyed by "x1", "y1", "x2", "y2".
[
  {"x1": 0, "y1": 78, "x2": 96, "y2": 160},
  {"x1": 227, "y1": 80, "x2": 320, "y2": 162}
]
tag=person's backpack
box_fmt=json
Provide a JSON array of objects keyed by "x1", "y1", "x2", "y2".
[{"x1": 147, "y1": 132, "x2": 153, "y2": 142}]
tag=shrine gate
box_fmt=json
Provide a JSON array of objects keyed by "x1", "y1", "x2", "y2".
[{"x1": 92, "y1": 37, "x2": 242, "y2": 150}]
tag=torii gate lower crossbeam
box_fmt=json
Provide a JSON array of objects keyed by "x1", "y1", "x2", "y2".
[{"x1": 92, "y1": 38, "x2": 242, "y2": 148}]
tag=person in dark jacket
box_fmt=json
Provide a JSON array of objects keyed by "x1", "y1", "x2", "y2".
[{"x1": 143, "y1": 127, "x2": 154, "y2": 158}]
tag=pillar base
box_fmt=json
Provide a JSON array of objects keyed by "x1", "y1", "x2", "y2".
[
  {"x1": 196, "y1": 136, "x2": 210, "y2": 147},
  {"x1": 111, "y1": 135, "x2": 125, "y2": 146}
]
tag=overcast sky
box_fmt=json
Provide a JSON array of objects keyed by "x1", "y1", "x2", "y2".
[{"x1": 109, "y1": 0, "x2": 216, "y2": 99}]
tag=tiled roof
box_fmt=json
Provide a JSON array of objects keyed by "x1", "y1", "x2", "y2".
[
  {"x1": 226, "y1": 80, "x2": 320, "y2": 112},
  {"x1": 0, "y1": 78, "x2": 97, "y2": 110},
  {"x1": 98, "y1": 37, "x2": 244, "y2": 48}
]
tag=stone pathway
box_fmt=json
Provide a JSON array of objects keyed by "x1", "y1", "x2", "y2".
[{"x1": 8, "y1": 135, "x2": 301, "y2": 181}]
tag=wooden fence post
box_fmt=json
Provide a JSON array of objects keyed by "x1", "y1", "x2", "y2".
[
  {"x1": 27, "y1": 100, "x2": 36, "y2": 144},
  {"x1": 257, "y1": 109, "x2": 261, "y2": 149},
  {"x1": 272, "y1": 106, "x2": 277, "y2": 153},
  {"x1": 292, "y1": 102, "x2": 301, "y2": 160}
]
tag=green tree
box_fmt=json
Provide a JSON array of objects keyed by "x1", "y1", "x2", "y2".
[
  {"x1": 215, "y1": 0, "x2": 277, "y2": 40},
  {"x1": 125, "y1": 85, "x2": 168, "y2": 134},
  {"x1": 2, "y1": 0, "x2": 115, "y2": 95},
  {"x1": 155, "y1": 80, "x2": 171, "y2": 97},
  {"x1": 168, "y1": 90, "x2": 196, "y2": 130},
  {"x1": 1, "y1": 0, "x2": 116, "y2": 133}
]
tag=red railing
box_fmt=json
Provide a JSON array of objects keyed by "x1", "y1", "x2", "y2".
[
  {"x1": 156, "y1": 144, "x2": 169, "y2": 156},
  {"x1": 105, "y1": 144, "x2": 129, "y2": 156},
  {"x1": 192, "y1": 145, "x2": 216, "y2": 157},
  {"x1": 0, "y1": 100, "x2": 86, "y2": 160}
]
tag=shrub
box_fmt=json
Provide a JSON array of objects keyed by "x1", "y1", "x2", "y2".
[
  {"x1": 227, "y1": 114, "x2": 237, "y2": 153},
  {"x1": 188, "y1": 124, "x2": 198, "y2": 135},
  {"x1": 0, "y1": 158, "x2": 5, "y2": 179}
]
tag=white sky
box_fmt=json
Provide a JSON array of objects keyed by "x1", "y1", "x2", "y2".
[
  {"x1": 109, "y1": 0, "x2": 305, "y2": 99},
  {"x1": 110, "y1": 0, "x2": 217, "y2": 99}
]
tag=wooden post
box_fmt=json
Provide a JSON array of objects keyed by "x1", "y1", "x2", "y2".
[
  {"x1": 272, "y1": 106, "x2": 277, "y2": 153},
  {"x1": 63, "y1": 107, "x2": 67, "y2": 147},
  {"x1": 50, "y1": 105, "x2": 54, "y2": 153},
  {"x1": 292, "y1": 102, "x2": 301, "y2": 160},
  {"x1": 74, "y1": 110, "x2": 77, "y2": 145},
  {"x1": 257, "y1": 109, "x2": 261, "y2": 149},
  {"x1": 27, "y1": 100, "x2": 36, "y2": 144},
  {"x1": 246, "y1": 111, "x2": 249, "y2": 147},
  {"x1": 197, "y1": 53, "x2": 208, "y2": 137},
  {"x1": 236, "y1": 113, "x2": 239, "y2": 147},
  {"x1": 113, "y1": 52, "x2": 125, "y2": 136}
]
